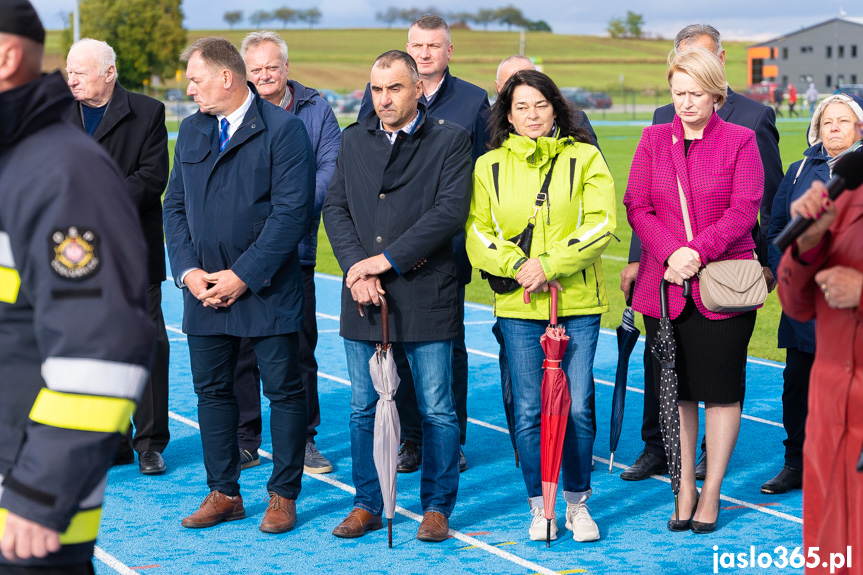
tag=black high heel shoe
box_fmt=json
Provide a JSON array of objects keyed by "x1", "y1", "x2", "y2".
[
  {"x1": 667, "y1": 495, "x2": 699, "y2": 532},
  {"x1": 691, "y1": 500, "x2": 719, "y2": 534}
]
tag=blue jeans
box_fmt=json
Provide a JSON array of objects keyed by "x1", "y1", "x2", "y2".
[
  {"x1": 499, "y1": 314, "x2": 600, "y2": 506},
  {"x1": 344, "y1": 338, "x2": 459, "y2": 517}
]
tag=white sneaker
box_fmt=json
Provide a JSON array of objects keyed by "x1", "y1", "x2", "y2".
[
  {"x1": 565, "y1": 497, "x2": 600, "y2": 542},
  {"x1": 528, "y1": 506, "x2": 557, "y2": 541}
]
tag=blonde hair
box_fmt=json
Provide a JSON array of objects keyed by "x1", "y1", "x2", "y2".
[{"x1": 666, "y1": 46, "x2": 727, "y2": 108}]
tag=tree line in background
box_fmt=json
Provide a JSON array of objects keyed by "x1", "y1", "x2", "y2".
[
  {"x1": 223, "y1": 7, "x2": 323, "y2": 30},
  {"x1": 606, "y1": 11, "x2": 646, "y2": 39},
  {"x1": 375, "y1": 5, "x2": 551, "y2": 32}
]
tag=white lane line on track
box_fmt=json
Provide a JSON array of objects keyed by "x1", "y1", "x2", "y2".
[
  {"x1": 592, "y1": 454, "x2": 803, "y2": 525},
  {"x1": 165, "y1": 413, "x2": 560, "y2": 575},
  {"x1": 94, "y1": 546, "x2": 137, "y2": 575},
  {"x1": 167, "y1": 324, "x2": 783, "y2": 427},
  {"x1": 314, "y1": 370, "x2": 799, "y2": 525}
]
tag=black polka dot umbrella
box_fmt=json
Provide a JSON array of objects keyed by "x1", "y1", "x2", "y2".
[{"x1": 651, "y1": 279, "x2": 683, "y2": 520}]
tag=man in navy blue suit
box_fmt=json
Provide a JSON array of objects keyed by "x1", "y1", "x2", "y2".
[{"x1": 619, "y1": 24, "x2": 783, "y2": 483}]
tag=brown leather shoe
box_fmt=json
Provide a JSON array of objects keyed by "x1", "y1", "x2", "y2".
[
  {"x1": 332, "y1": 507, "x2": 383, "y2": 538},
  {"x1": 416, "y1": 511, "x2": 449, "y2": 542},
  {"x1": 259, "y1": 492, "x2": 297, "y2": 534},
  {"x1": 181, "y1": 491, "x2": 245, "y2": 528}
]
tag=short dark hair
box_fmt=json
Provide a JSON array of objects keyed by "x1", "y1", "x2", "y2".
[
  {"x1": 373, "y1": 50, "x2": 419, "y2": 83},
  {"x1": 488, "y1": 70, "x2": 592, "y2": 149},
  {"x1": 410, "y1": 14, "x2": 451, "y2": 45},
  {"x1": 180, "y1": 37, "x2": 246, "y2": 83}
]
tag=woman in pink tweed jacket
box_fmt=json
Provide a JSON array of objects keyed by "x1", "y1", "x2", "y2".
[{"x1": 623, "y1": 48, "x2": 764, "y2": 534}]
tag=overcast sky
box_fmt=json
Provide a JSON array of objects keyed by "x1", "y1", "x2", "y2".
[{"x1": 30, "y1": 0, "x2": 856, "y2": 42}]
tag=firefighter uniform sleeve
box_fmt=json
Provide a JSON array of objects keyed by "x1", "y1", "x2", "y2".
[{"x1": 0, "y1": 139, "x2": 154, "y2": 541}]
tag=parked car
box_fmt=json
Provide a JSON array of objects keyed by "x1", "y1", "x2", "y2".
[
  {"x1": 337, "y1": 94, "x2": 363, "y2": 115},
  {"x1": 165, "y1": 89, "x2": 186, "y2": 102},
  {"x1": 589, "y1": 91, "x2": 613, "y2": 109},
  {"x1": 318, "y1": 89, "x2": 342, "y2": 108},
  {"x1": 560, "y1": 87, "x2": 594, "y2": 109},
  {"x1": 838, "y1": 84, "x2": 863, "y2": 98},
  {"x1": 742, "y1": 82, "x2": 778, "y2": 104}
]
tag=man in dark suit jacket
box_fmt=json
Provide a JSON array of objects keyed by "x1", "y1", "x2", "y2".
[
  {"x1": 356, "y1": 15, "x2": 489, "y2": 474},
  {"x1": 163, "y1": 37, "x2": 315, "y2": 534},
  {"x1": 619, "y1": 24, "x2": 783, "y2": 482},
  {"x1": 65, "y1": 38, "x2": 170, "y2": 476},
  {"x1": 324, "y1": 50, "x2": 472, "y2": 543}
]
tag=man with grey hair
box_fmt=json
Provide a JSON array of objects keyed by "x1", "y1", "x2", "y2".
[
  {"x1": 64, "y1": 38, "x2": 171, "y2": 477},
  {"x1": 357, "y1": 14, "x2": 489, "y2": 476},
  {"x1": 163, "y1": 36, "x2": 315, "y2": 534},
  {"x1": 230, "y1": 30, "x2": 341, "y2": 476},
  {"x1": 619, "y1": 23, "x2": 782, "y2": 483}
]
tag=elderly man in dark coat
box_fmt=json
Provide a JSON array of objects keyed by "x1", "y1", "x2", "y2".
[
  {"x1": 324, "y1": 50, "x2": 472, "y2": 543},
  {"x1": 163, "y1": 37, "x2": 315, "y2": 534},
  {"x1": 64, "y1": 38, "x2": 171, "y2": 475}
]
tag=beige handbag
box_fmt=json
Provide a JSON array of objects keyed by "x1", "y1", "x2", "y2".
[{"x1": 677, "y1": 178, "x2": 767, "y2": 313}]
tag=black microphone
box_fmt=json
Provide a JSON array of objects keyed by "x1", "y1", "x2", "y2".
[{"x1": 773, "y1": 153, "x2": 863, "y2": 252}]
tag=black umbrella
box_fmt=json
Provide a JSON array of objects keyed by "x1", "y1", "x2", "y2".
[
  {"x1": 493, "y1": 322, "x2": 519, "y2": 467},
  {"x1": 608, "y1": 290, "x2": 640, "y2": 473},
  {"x1": 651, "y1": 279, "x2": 688, "y2": 520}
]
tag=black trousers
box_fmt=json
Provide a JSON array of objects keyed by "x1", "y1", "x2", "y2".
[
  {"x1": 119, "y1": 283, "x2": 170, "y2": 455},
  {"x1": 396, "y1": 286, "x2": 468, "y2": 447},
  {"x1": 188, "y1": 333, "x2": 306, "y2": 498},
  {"x1": 235, "y1": 266, "x2": 320, "y2": 451},
  {"x1": 782, "y1": 347, "x2": 813, "y2": 470},
  {"x1": 641, "y1": 337, "x2": 749, "y2": 457}
]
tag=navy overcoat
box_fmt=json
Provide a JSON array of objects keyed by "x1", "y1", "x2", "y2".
[{"x1": 163, "y1": 85, "x2": 315, "y2": 337}]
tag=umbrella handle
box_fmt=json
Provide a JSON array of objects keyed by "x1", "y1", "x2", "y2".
[
  {"x1": 550, "y1": 285, "x2": 559, "y2": 325},
  {"x1": 356, "y1": 296, "x2": 390, "y2": 348},
  {"x1": 380, "y1": 295, "x2": 389, "y2": 348},
  {"x1": 660, "y1": 278, "x2": 692, "y2": 319},
  {"x1": 523, "y1": 284, "x2": 561, "y2": 325}
]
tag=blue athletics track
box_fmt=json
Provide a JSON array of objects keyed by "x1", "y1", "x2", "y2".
[{"x1": 93, "y1": 269, "x2": 805, "y2": 575}]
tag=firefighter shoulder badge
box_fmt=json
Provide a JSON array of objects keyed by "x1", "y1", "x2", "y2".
[{"x1": 51, "y1": 227, "x2": 100, "y2": 280}]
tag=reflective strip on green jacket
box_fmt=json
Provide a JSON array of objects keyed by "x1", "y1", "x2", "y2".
[{"x1": 466, "y1": 133, "x2": 617, "y2": 320}]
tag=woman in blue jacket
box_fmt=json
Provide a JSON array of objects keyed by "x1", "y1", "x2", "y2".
[{"x1": 765, "y1": 92, "x2": 863, "y2": 494}]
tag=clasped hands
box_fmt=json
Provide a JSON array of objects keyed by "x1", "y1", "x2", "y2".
[
  {"x1": 515, "y1": 257, "x2": 562, "y2": 293},
  {"x1": 664, "y1": 247, "x2": 701, "y2": 286},
  {"x1": 184, "y1": 268, "x2": 248, "y2": 308},
  {"x1": 346, "y1": 254, "x2": 392, "y2": 306}
]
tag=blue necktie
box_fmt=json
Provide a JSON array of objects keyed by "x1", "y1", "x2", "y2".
[{"x1": 219, "y1": 118, "x2": 230, "y2": 152}]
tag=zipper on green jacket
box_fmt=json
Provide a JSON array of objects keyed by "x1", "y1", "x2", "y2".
[{"x1": 577, "y1": 231, "x2": 620, "y2": 252}]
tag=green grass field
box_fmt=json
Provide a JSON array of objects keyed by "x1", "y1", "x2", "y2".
[
  {"x1": 165, "y1": 117, "x2": 811, "y2": 362},
  {"x1": 46, "y1": 28, "x2": 754, "y2": 96},
  {"x1": 313, "y1": 118, "x2": 811, "y2": 363},
  {"x1": 143, "y1": 26, "x2": 810, "y2": 362}
]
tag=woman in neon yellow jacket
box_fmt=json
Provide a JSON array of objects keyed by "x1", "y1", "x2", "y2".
[{"x1": 465, "y1": 70, "x2": 616, "y2": 543}]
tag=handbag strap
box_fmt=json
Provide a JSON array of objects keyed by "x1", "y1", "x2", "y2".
[
  {"x1": 530, "y1": 155, "x2": 560, "y2": 221},
  {"x1": 677, "y1": 176, "x2": 758, "y2": 261},
  {"x1": 676, "y1": 176, "x2": 694, "y2": 242}
]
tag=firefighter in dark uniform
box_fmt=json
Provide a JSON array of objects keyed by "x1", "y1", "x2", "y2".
[{"x1": 0, "y1": 2, "x2": 155, "y2": 573}]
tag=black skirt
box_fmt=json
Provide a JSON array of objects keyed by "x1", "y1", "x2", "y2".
[{"x1": 644, "y1": 298, "x2": 756, "y2": 404}]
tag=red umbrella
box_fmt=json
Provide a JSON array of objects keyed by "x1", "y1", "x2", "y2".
[{"x1": 529, "y1": 286, "x2": 570, "y2": 547}]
